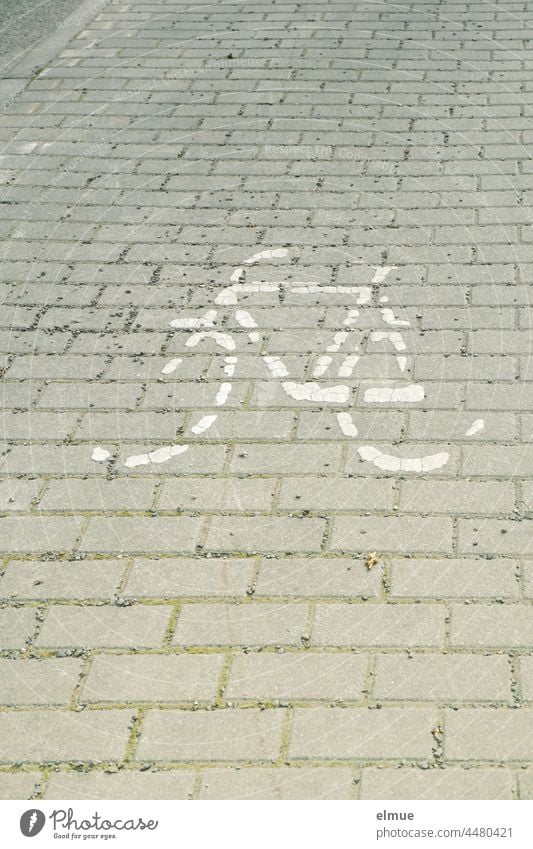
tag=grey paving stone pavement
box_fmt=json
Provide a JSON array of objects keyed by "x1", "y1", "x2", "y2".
[{"x1": 1, "y1": 0, "x2": 533, "y2": 801}]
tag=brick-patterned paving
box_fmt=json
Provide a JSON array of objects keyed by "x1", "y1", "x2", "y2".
[{"x1": 1, "y1": 0, "x2": 533, "y2": 800}]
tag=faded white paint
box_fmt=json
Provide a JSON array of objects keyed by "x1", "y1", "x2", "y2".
[
  {"x1": 283, "y1": 381, "x2": 350, "y2": 403},
  {"x1": 264, "y1": 355, "x2": 289, "y2": 378},
  {"x1": 381, "y1": 307, "x2": 410, "y2": 327},
  {"x1": 235, "y1": 309, "x2": 257, "y2": 329},
  {"x1": 313, "y1": 355, "x2": 332, "y2": 378},
  {"x1": 244, "y1": 248, "x2": 289, "y2": 264},
  {"x1": 170, "y1": 309, "x2": 216, "y2": 329},
  {"x1": 327, "y1": 331, "x2": 349, "y2": 353},
  {"x1": 216, "y1": 382, "x2": 232, "y2": 405},
  {"x1": 343, "y1": 309, "x2": 359, "y2": 326},
  {"x1": 370, "y1": 331, "x2": 407, "y2": 352},
  {"x1": 364, "y1": 384, "x2": 424, "y2": 404},
  {"x1": 161, "y1": 357, "x2": 182, "y2": 375},
  {"x1": 191, "y1": 415, "x2": 218, "y2": 435},
  {"x1": 186, "y1": 331, "x2": 235, "y2": 351},
  {"x1": 338, "y1": 354, "x2": 359, "y2": 377},
  {"x1": 358, "y1": 445, "x2": 449, "y2": 472},
  {"x1": 337, "y1": 412, "x2": 358, "y2": 437},
  {"x1": 125, "y1": 444, "x2": 189, "y2": 468},
  {"x1": 466, "y1": 418, "x2": 485, "y2": 436},
  {"x1": 224, "y1": 356, "x2": 237, "y2": 377},
  {"x1": 371, "y1": 266, "x2": 397, "y2": 284}
]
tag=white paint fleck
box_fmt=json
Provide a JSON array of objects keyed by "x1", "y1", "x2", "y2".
[
  {"x1": 161, "y1": 357, "x2": 182, "y2": 375},
  {"x1": 466, "y1": 418, "x2": 485, "y2": 437},
  {"x1": 327, "y1": 331, "x2": 349, "y2": 353},
  {"x1": 125, "y1": 444, "x2": 189, "y2": 468},
  {"x1": 230, "y1": 267, "x2": 244, "y2": 283},
  {"x1": 244, "y1": 248, "x2": 289, "y2": 264},
  {"x1": 282, "y1": 382, "x2": 350, "y2": 403},
  {"x1": 186, "y1": 331, "x2": 235, "y2": 351},
  {"x1": 91, "y1": 447, "x2": 110, "y2": 462},
  {"x1": 235, "y1": 309, "x2": 257, "y2": 328},
  {"x1": 216, "y1": 281, "x2": 279, "y2": 306},
  {"x1": 264, "y1": 355, "x2": 289, "y2": 378},
  {"x1": 363, "y1": 384, "x2": 424, "y2": 404},
  {"x1": 338, "y1": 354, "x2": 359, "y2": 378},
  {"x1": 289, "y1": 284, "x2": 371, "y2": 304},
  {"x1": 216, "y1": 382, "x2": 232, "y2": 405},
  {"x1": 358, "y1": 445, "x2": 449, "y2": 473},
  {"x1": 191, "y1": 415, "x2": 218, "y2": 435},
  {"x1": 370, "y1": 331, "x2": 406, "y2": 352},
  {"x1": 379, "y1": 295, "x2": 389, "y2": 303},
  {"x1": 396, "y1": 356, "x2": 407, "y2": 372},
  {"x1": 224, "y1": 356, "x2": 237, "y2": 377},
  {"x1": 313, "y1": 355, "x2": 332, "y2": 377},
  {"x1": 215, "y1": 288, "x2": 238, "y2": 306},
  {"x1": 337, "y1": 412, "x2": 358, "y2": 437},
  {"x1": 371, "y1": 266, "x2": 397, "y2": 284},
  {"x1": 343, "y1": 309, "x2": 359, "y2": 326},
  {"x1": 381, "y1": 307, "x2": 410, "y2": 327},
  {"x1": 170, "y1": 309, "x2": 217, "y2": 329},
  {"x1": 248, "y1": 331, "x2": 261, "y2": 342}
]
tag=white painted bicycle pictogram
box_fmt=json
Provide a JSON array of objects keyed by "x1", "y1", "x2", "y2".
[{"x1": 92, "y1": 247, "x2": 483, "y2": 471}]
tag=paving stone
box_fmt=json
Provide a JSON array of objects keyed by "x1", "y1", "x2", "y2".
[
  {"x1": 330, "y1": 517, "x2": 453, "y2": 554},
  {"x1": 80, "y1": 517, "x2": 203, "y2": 554},
  {"x1": 0, "y1": 772, "x2": 42, "y2": 800},
  {"x1": 229, "y1": 444, "x2": 341, "y2": 475},
  {"x1": 0, "y1": 658, "x2": 82, "y2": 706},
  {"x1": 173, "y1": 602, "x2": 308, "y2": 647},
  {"x1": 137, "y1": 708, "x2": 284, "y2": 761},
  {"x1": 225, "y1": 653, "x2": 367, "y2": 701},
  {"x1": 44, "y1": 769, "x2": 196, "y2": 800},
  {"x1": 82, "y1": 654, "x2": 224, "y2": 704},
  {"x1": 0, "y1": 478, "x2": 40, "y2": 510},
  {"x1": 197, "y1": 767, "x2": 355, "y2": 799},
  {"x1": 124, "y1": 557, "x2": 254, "y2": 598},
  {"x1": 459, "y1": 519, "x2": 533, "y2": 555},
  {"x1": 36, "y1": 605, "x2": 173, "y2": 649},
  {"x1": 445, "y1": 708, "x2": 533, "y2": 761},
  {"x1": 399, "y1": 480, "x2": 515, "y2": 515},
  {"x1": 373, "y1": 654, "x2": 512, "y2": 702},
  {"x1": 39, "y1": 478, "x2": 156, "y2": 511},
  {"x1": 204, "y1": 517, "x2": 326, "y2": 553},
  {"x1": 255, "y1": 557, "x2": 381, "y2": 598},
  {"x1": 0, "y1": 608, "x2": 36, "y2": 649},
  {"x1": 288, "y1": 707, "x2": 435, "y2": 759},
  {"x1": 158, "y1": 478, "x2": 275, "y2": 512},
  {"x1": 278, "y1": 477, "x2": 394, "y2": 511},
  {"x1": 389, "y1": 559, "x2": 520, "y2": 599},
  {"x1": 450, "y1": 604, "x2": 533, "y2": 648},
  {"x1": 0, "y1": 559, "x2": 123, "y2": 600},
  {"x1": 0, "y1": 710, "x2": 132, "y2": 763},
  {"x1": 311, "y1": 604, "x2": 445, "y2": 647},
  {"x1": 74, "y1": 411, "x2": 183, "y2": 441},
  {"x1": 360, "y1": 768, "x2": 514, "y2": 800}
]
